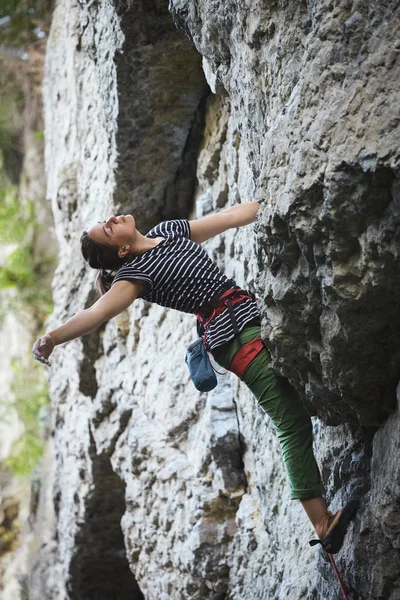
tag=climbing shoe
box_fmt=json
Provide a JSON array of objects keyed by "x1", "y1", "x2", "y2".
[{"x1": 309, "y1": 498, "x2": 359, "y2": 554}]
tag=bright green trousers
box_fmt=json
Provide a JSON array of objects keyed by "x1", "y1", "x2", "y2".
[{"x1": 212, "y1": 325, "x2": 325, "y2": 500}]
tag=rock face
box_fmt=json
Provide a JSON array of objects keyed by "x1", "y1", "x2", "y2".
[
  {"x1": 32, "y1": 0, "x2": 400, "y2": 599},
  {"x1": 171, "y1": 0, "x2": 400, "y2": 428}
]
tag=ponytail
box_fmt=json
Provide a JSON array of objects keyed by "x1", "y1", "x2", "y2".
[
  {"x1": 80, "y1": 231, "x2": 128, "y2": 296},
  {"x1": 95, "y1": 269, "x2": 117, "y2": 296}
]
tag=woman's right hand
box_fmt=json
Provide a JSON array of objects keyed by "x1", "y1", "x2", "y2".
[
  {"x1": 32, "y1": 334, "x2": 54, "y2": 367},
  {"x1": 30, "y1": 280, "x2": 141, "y2": 367}
]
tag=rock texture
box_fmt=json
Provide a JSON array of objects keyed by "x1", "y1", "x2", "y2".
[
  {"x1": 32, "y1": 0, "x2": 400, "y2": 599},
  {"x1": 171, "y1": 0, "x2": 400, "y2": 428}
]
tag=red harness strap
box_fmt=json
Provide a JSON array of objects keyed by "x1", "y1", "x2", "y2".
[
  {"x1": 229, "y1": 336, "x2": 264, "y2": 379},
  {"x1": 196, "y1": 287, "x2": 263, "y2": 377},
  {"x1": 196, "y1": 288, "x2": 254, "y2": 332}
]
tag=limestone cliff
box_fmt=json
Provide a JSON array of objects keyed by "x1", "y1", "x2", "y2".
[{"x1": 31, "y1": 1, "x2": 400, "y2": 599}]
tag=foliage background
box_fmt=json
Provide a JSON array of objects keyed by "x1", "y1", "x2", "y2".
[{"x1": 0, "y1": 0, "x2": 54, "y2": 476}]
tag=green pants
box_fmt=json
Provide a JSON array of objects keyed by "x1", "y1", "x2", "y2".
[{"x1": 212, "y1": 325, "x2": 324, "y2": 500}]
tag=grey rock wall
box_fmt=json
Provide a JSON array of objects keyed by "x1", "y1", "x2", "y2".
[
  {"x1": 171, "y1": 0, "x2": 400, "y2": 428},
  {"x1": 34, "y1": 0, "x2": 400, "y2": 599}
]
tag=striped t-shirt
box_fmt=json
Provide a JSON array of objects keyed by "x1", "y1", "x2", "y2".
[{"x1": 112, "y1": 219, "x2": 259, "y2": 350}]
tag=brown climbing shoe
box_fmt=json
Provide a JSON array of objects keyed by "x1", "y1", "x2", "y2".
[{"x1": 309, "y1": 499, "x2": 359, "y2": 554}]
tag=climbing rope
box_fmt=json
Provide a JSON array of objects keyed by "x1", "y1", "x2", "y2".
[{"x1": 329, "y1": 554, "x2": 350, "y2": 600}]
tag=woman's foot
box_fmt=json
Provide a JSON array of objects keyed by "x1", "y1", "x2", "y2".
[{"x1": 309, "y1": 499, "x2": 359, "y2": 554}]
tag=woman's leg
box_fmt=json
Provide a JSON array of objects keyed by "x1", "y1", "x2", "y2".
[
  {"x1": 242, "y1": 347, "x2": 325, "y2": 501},
  {"x1": 213, "y1": 325, "x2": 359, "y2": 549},
  {"x1": 301, "y1": 497, "x2": 331, "y2": 537},
  {"x1": 213, "y1": 326, "x2": 328, "y2": 534}
]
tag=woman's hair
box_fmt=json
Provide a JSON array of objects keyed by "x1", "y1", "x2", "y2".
[{"x1": 80, "y1": 231, "x2": 128, "y2": 296}]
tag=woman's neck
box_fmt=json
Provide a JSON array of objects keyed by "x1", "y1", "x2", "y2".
[{"x1": 131, "y1": 232, "x2": 164, "y2": 256}]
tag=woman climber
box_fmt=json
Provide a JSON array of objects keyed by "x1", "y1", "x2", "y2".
[{"x1": 32, "y1": 202, "x2": 358, "y2": 553}]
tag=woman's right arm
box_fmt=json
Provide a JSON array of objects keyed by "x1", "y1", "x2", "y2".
[{"x1": 32, "y1": 280, "x2": 143, "y2": 365}]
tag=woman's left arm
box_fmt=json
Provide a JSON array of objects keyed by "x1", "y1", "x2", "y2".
[{"x1": 189, "y1": 201, "x2": 260, "y2": 244}]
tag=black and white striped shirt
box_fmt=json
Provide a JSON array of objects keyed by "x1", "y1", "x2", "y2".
[{"x1": 112, "y1": 220, "x2": 259, "y2": 350}]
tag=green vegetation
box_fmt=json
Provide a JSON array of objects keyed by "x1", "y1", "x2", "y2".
[
  {"x1": 0, "y1": 185, "x2": 54, "y2": 325},
  {"x1": 0, "y1": 0, "x2": 52, "y2": 49},
  {"x1": 3, "y1": 357, "x2": 49, "y2": 476},
  {"x1": 0, "y1": 178, "x2": 53, "y2": 476},
  {"x1": 0, "y1": 87, "x2": 24, "y2": 151},
  {"x1": 0, "y1": 7, "x2": 53, "y2": 593},
  {"x1": 0, "y1": 120, "x2": 53, "y2": 481},
  {"x1": 18, "y1": 575, "x2": 29, "y2": 600},
  {"x1": 0, "y1": 184, "x2": 29, "y2": 244}
]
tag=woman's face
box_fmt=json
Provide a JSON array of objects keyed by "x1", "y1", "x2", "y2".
[{"x1": 88, "y1": 214, "x2": 136, "y2": 249}]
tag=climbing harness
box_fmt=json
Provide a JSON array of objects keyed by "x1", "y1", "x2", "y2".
[
  {"x1": 196, "y1": 281, "x2": 255, "y2": 344},
  {"x1": 186, "y1": 280, "x2": 261, "y2": 389},
  {"x1": 228, "y1": 336, "x2": 264, "y2": 378},
  {"x1": 195, "y1": 280, "x2": 263, "y2": 377}
]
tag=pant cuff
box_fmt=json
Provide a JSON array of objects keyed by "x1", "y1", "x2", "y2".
[{"x1": 290, "y1": 484, "x2": 325, "y2": 500}]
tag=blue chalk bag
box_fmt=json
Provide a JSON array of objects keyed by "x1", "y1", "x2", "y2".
[{"x1": 185, "y1": 338, "x2": 217, "y2": 392}]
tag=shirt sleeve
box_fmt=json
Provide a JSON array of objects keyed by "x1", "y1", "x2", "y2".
[
  {"x1": 147, "y1": 219, "x2": 190, "y2": 239},
  {"x1": 112, "y1": 265, "x2": 153, "y2": 292}
]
